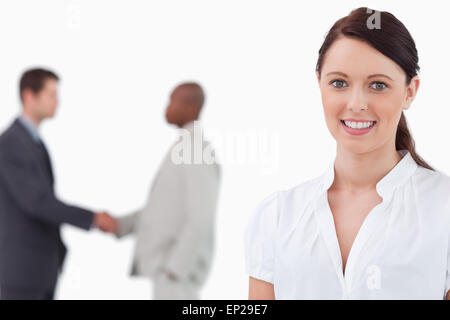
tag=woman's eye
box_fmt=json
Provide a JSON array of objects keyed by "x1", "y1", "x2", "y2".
[
  {"x1": 370, "y1": 81, "x2": 387, "y2": 91},
  {"x1": 331, "y1": 80, "x2": 347, "y2": 88}
]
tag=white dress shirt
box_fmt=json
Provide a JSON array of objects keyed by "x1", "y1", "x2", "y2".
[
  {"x1": 244, "y1": 150, "x2": 450, "y2": 299},
  {"x1": 18, "y1": 114, "x2": 41, "y2": 143}
]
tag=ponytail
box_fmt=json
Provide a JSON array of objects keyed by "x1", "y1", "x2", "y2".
[{"x1": 396, "y1": 112, "x2": 433, "y2": 170}]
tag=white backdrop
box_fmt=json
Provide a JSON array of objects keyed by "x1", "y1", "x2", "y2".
[{"x1": 0, "y1": 0, "x2": 449, "y2": 299}]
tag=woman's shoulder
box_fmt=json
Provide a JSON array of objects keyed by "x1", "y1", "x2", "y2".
[
  {"x1": 248, "y1": 174, "x2": 324, "y2": 232},
  {"x1": 413, "y1": 165, "x2": 450, "y2": 191},
  {"x1": 412, "y1": 166, "x2": 450, "y2": 215},
  {"x1": 279, "y1": 175, "x2": 324, "y2": 204}
]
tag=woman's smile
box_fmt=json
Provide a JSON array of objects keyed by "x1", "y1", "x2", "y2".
[{"x1": 340, "y1": 118, "x2": 377, "y2": 136}]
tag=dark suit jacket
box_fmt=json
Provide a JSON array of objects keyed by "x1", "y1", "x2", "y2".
[{"x1": 0, "y1": 118, "x2": 94, "y2": 290}]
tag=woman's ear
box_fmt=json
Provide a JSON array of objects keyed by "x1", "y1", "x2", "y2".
[{"x1": 403, "y1": 75, "x2": 420, "y2": 110}]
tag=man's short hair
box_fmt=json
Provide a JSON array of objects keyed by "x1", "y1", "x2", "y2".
[
  {"x1": 19, "y1": 68, "x2": 59, "y2": 102},
  {"x1": 177, "y1": 82, "x2": 205, "y2": 109}
]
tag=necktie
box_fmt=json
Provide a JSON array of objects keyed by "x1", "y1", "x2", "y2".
[{"x1": 37, "y1": 139, "x2": 54, "y2": 184}]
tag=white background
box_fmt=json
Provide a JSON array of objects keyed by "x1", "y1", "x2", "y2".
[{"x1": 0, "y1": 0, "x2": 449, "y2": 299}]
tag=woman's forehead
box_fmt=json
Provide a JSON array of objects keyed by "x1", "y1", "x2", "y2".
[{"x1": 321, "y1": 37, "x2": 404, "y2": 79}]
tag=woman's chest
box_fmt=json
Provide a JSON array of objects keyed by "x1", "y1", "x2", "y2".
[
  {"x1": 273, "y1": 199, "x2": 449, "y2": 299},
  {"x1": 327, "y1": 189, "x2": 382, "y2": 273}
]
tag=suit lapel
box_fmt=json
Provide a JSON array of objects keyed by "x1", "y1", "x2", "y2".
[
  {"x1": 12, "y1": 119, "x2": 54, "y2": 187},
  {"x1": 37, "y1": 140, "x2": 54, "y2": 184}
]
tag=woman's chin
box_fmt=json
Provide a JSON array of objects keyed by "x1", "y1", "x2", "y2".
[{"x1": 338, "y1": 141, "x2": 376, "y2": 155}]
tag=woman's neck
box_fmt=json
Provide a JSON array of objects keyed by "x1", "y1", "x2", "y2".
[{"x1": 332, "y1": 143, "x2": 402, "y2": 193}]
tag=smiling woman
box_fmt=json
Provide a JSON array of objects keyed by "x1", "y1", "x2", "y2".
[
  {"x1": 245, "y1": 7, "x2": 450, "y2": 300},
  {"x1": 315, "y1": 8, "x2": 432, "y2": 170}
]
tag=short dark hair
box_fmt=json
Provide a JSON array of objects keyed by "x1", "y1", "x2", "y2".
[
  {"x1": 176, "y1": 82, "x2": 205, "y2": 109},
  {"x1": 19, "y1": 68, "x2": 59, "y2": 102}
]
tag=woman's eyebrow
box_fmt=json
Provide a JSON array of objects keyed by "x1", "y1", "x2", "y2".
[
  {"x1": 367, "y1": 73, "x2": 394, "y2": 81},
  {"x1": 325, "y1": 71, "x2": 394, "y2": 81},
  {"x1": 326, "y1": 71, "x2": 348, "y2": 77}
]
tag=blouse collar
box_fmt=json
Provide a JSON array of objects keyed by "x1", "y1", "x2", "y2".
[{"x1": 320, "y1": 150, "x2": 418, "y2": 200}]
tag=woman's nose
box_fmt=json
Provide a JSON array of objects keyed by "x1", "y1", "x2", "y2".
[{"x1": 346, "y1": 89, "x2": 368, "y2": 112}]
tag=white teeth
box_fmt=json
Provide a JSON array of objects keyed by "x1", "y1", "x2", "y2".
[{"x1": 344, "y1": 120, "x2": 374, "y2": 129}]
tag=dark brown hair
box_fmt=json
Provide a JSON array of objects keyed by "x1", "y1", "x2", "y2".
[
  {"x1": 316, "y1": 7, "x2": 433, "y2": 170},
  {"x1": 19, "y1": 68, "x2": 59, "y2": 102}
]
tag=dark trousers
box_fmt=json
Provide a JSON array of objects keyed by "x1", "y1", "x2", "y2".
[{"x1": 0, "y1": 284, "x2": 56, "y2": 300}]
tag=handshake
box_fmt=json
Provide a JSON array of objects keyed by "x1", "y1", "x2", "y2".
[{"x1": 94, "y1": 211, "x2": 118, "y2": 234}]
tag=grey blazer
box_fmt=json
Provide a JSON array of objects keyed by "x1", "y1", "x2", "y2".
[
  {"x1": 117, "y1": 122, "x2": 221, "y2": 286},
  {"x1": 0, "y1": 118, "x2": 94, "y2": 290}
]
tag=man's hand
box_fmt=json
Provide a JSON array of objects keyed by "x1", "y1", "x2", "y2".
[{"x1": 94, "y1": 211, "x2": 118, "y2": 233}]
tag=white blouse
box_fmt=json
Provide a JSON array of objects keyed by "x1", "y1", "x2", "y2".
[{"x1": 244, "y1": 150, "x2": 450, "y2": 299}]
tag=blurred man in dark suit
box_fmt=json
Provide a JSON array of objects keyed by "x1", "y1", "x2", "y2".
[{"x1": 0, "y1": 68, "x2": 117, "y2": 300}]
